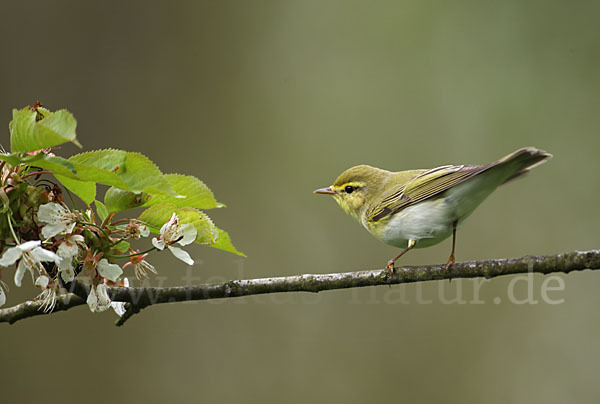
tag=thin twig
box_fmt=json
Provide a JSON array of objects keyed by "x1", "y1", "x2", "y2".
[{"x1": 0, "y1": 249, "x2": 598, "y2": 327}]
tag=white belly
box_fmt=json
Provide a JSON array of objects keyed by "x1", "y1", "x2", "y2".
[{"x1": 375, "y1": 172, "x2": 504, "y2": 249}]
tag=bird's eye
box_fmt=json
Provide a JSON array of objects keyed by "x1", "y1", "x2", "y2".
[{"x1": 345, "y1": 185, "x2": 355, "y2": 194}]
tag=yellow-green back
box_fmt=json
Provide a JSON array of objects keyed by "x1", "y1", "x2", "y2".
[{"x1": 324, "y1": 147, "x2": 551, "y2": 227}]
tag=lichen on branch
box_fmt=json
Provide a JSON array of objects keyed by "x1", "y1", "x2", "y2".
[{"x1": 1, "y1": 249, "x2": 598, "y2": 326}]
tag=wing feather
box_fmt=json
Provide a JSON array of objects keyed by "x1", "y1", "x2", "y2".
[{"x1": 367, "y1": 164, "x2": 492, "y2": 222}]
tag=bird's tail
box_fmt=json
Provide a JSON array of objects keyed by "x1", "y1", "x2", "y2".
[{"x1": 496, "y1": 147, "x2": 553, "y2": 185}]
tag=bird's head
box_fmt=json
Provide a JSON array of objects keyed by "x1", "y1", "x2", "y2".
[{"x1": 314, "y1": 165, "x2": 389, "y2": 220}]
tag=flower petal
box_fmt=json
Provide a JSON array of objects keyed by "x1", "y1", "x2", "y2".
[
  {"x1": 31, "y1": 247, "x2": 62, "y2": 264},
  {"x1": 139, "y1": 225, "x2": 150, "y2": 237},
  {"x1": 97, "y1": 259, "x2": 123, "y2": 282},
  {"x1": 35, "y1": 275, "x2": 49, "y2": 289},
  {"x1": 58, "y1": 255, "x2": 73, "y2": 270},
  {"x1": 70, "y1": 234, "x2": 85, "y2": 243},
  {"x1": 152, "y1": 237, "x2": 165, "y2": 250},
  {"x1": 64, "y1": 221, "x2": 76, "y2": 234},
  {"x1": 0, "y1": 246, "x2": 24, "y2": 267},
  {"x1": 168, "y1": 246, "x2": 194, "y2": 265},
  {"x1": 111, "y1": 301, "x2": 126, "y2": 317},
  {"x1": 96, "y1": 284, "x2": 111, "y2": 311},
  {"x1": 41, "y1": 223, "x2": 68, "y2": 239},
  {"x1": 86, "y1": 285, "x2": 99, "y2": 312},
  {"x1": 160, "y1": 213, "x2": 178, "y2": 235},
  {"x1": 18, "y1": 240, "x2": 42, "y2": 251},
  {"x1": 111, "y1": 278, "x2": 129, "y2": 317},
  {"x1": 38, "y1": 203, "x2": 76, "y2": 238},
  {"x1": 37, "y1": 203, "x2": 66, "y2": 224},
  {"x1": 178, "y1": 224, "x2": 197, "y2": 246},
  {"x1": 57, "y1": 240, "x2": 79, "y2": 259},
  {"x1": 59, "y1": 259, "x2": 75, "y2": 282},
  {"x1": 14, "y1": 259, "x2": 28, "y2": 287}
]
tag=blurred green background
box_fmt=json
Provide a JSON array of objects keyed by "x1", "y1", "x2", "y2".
[{"x1": 1, "y1": 1, "x2": 599, "y2": 403}]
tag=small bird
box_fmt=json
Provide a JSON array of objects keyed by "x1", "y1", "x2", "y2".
[{"x1": 314, "y1": 147, "x2": 551, "y2": 271}]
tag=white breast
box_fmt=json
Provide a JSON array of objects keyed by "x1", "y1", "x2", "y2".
[
  {"x1": 379, "y1": 198, "x2": 454, "y2": 248},
  {"x1": 375, "y1": 171, "x2": 504, "y2": 249}
]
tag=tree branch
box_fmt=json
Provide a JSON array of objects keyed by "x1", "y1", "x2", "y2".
[
  {"x1": 0, "y1": 294, "x2": 85, "y2": 324},
  {"x1": 1, "y1": 249, "x2": 599, "y2": 326}
]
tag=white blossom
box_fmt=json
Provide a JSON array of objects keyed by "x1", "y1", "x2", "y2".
[
  {"x1": 111, "y1": 278, "x2": 129, "y2": 317},
  {"x1": 57, "y1": 234, "x2": 84, "y2": 258},
  {"x1": 87, "y1": 284, "x2": 111, "y2": 312},
  {"x1": 37, "y1": 203, "x2": 78, "y2": 239},
  {"x1": 0, "y1": 241, "x2": 61, "y2": 287},
  {"x1": 151, "y1": 213, "x2": 196, "y2": 265},
  {"x1": 56, "y1": 235, "x2": 85, "y2": 282},
  {"x1": 97, "y1": 259, "x2": 123, "y2": 282},
  {"x1": 122, "y1": 221, "x2": 150, "y2": 239}
]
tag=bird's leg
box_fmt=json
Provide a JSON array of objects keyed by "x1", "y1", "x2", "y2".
[
  {"x1": 445, "y1": 220, "x2": 458, "y2": 272},
  {"x1": 386, "y1": 239, "x2": 416, "y2": 273}
]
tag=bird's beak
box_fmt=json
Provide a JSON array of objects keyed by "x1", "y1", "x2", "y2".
[{"x1": 313, "y1": 187, "x2": 336, "y2": 195}]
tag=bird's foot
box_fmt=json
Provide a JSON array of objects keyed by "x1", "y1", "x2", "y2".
[{"x1": 445, "y1": 254, "x2": 455, "y2": 271}]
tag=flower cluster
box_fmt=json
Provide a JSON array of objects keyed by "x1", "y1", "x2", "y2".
[
  {"x1": 0, "y1": 105, "x2": 238, "y2": 322},
  {"x1": 0, "y1": 198, "x2": 197, "y2": 315}
]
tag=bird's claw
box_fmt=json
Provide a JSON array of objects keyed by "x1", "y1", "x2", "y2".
[{"x1": 445, "y1": 254, "x2": 455, "y2": 272}]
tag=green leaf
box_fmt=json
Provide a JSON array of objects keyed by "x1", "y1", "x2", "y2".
[
  {"x1": 9, "y1": 107, "x2": 80, "y2": 153},
  {"x1": 143, "y1": 174, "x2": 224, "y2": 210},
  {"x1": 113, "y1": 240, "x2": 130, "y2": 253},
  {"x1": 121, "y1": 152, "x2": 176, "y2": 195},
  {"x1": 0, "y1": 153, "x2": 79, "y2": 179},
  {"x1": 0, "y1": 153, "x2": 25, "y2": 166},
  {"x1": 67, "y1": 149, "x2": 129, "y2": 190},
  {"x1": 210, "y1": 227, "x2": 245, "y2": 256},
  {"x1": 2, "y1": 148, "x2": 177, "y2": 200},
  {"x1": 104, "y1": 187, "x2": 150, "y2": 213},
  {"x1": 95, "y1": 200, "x2": 109, "y2": 222},
  {"x1": 55, "y1": 174, "x2": 96, "y2": 205},
  {"x1": 138, "y1": 203, "x2": 219, "y2": 245},
  {"x1": 68, "y1": 150, "x2": 176, "y2": 195},
  {"x1": 32, "y1": 155, "x2": 79, "y2": 178},
  {"x1": 8, "y1": 109, "x2": 36, "y2": 153}
]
